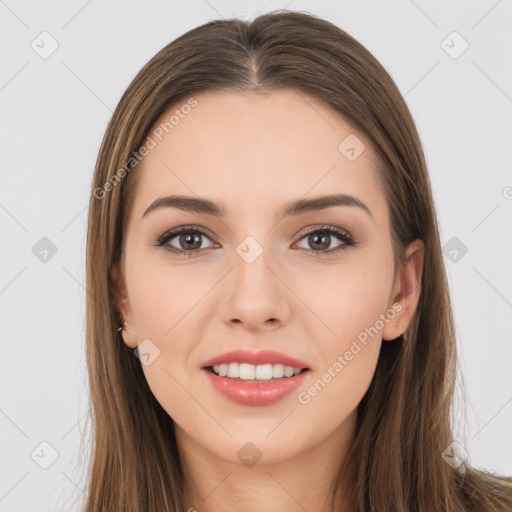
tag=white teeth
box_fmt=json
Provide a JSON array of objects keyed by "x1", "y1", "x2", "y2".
[
  {"x1": 227, "y1": 362, "x2": 239, "y2": 378},
  {"x1": 272, "y1": 364, "x2": 284, "y2": 378},
  {"x1": 239, "y1": 363, "x2": 255, "y2": 380},
  {"x1": 210, "y1": 362, "x2": 305, "y2": 380},
  {"x1": 283, "y1": 366, "x2": 294, "y2": 377},
  {"x1": 255, "y1": 364, "x2": 273, "y2": 380}
]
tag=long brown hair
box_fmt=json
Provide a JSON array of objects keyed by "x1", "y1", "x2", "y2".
[{"x1": 83, "y1": 10, "x2": 512, "y2": 511}]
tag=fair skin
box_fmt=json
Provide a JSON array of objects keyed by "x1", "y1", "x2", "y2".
[{"x1": 113, "y1": 89, "x2": 424, "y2": 512}]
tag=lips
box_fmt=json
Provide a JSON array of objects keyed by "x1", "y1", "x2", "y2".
[
  {"x1": 202, "y1": 368, "x2": 310, "y2": 406},
  {"x1": 200, "y1": 349, "x2": 311, "y2": 406},
  {"x1": 201, "y1": 349, "x2": 311, "y2": 370}
]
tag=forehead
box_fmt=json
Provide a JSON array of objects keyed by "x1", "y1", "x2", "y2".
[{"x1": 130, "y1": 88, "x2": 387, "y2": 219}]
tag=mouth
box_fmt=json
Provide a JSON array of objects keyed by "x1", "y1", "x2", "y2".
[
  {"x1": 200, "y1": 348, "x2": 312, "y2": 381},
  {"x1": 204, "y1": 363, "x2": 310, "y2": 382},
  {"x1": 200, "y1": 349, "x2": 312, "y2": 406}
]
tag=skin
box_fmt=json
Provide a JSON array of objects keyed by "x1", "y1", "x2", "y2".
[{"x1": 112, "y1": 89, "x2": 424, "y2": 512}]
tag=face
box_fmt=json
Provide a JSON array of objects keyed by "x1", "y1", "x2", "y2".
[{"x1": 113, "y1": 88, "x2": 422, "y2": 468}]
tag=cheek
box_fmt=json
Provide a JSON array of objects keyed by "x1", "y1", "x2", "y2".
[
  {"x1": 128, "y1": 267, "x2": 201, "y2": 420},
  {"x1": 298, "y1": 259, "x2": 394, "y2": 354},
  {"x1": 292, "y1": 249, "x2": 394, "y2": 418},
  {"x1": 293, "y1": 267, "x2": 390, "y2": 433},
  {"x1": 323, "y1": 287, "x2": 384, "y2": 384},
  {"x1": 125, "y1": 262, "x2": 197, "y2": 388},
  {"x1": 128, "y1": 257, "x2": 199, "y2": 338}
]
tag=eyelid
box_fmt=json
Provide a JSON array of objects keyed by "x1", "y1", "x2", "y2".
[{"x1": 296, "y1": 223, "x2": 353, "y2": 240}]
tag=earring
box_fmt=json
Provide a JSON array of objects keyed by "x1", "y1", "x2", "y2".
[{"x1": 118, "y1": 321, "x2": 128, "y2": 333}]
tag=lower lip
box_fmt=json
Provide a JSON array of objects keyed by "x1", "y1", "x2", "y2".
[{"x1": 202, "y1": 368, "x2": 310, "y2": 406}]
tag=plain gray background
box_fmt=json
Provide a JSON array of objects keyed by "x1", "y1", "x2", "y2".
[{"x1": 1, "y1": 1, "x2": 511, "y2": 510}]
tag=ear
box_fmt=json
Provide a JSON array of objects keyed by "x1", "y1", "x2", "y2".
[
  {"x1": 382, "y1": 239, "x2": 424, "y2": 341},
  {"x1": 111, "y1": 263, "x2": 138, "y2": 349}
]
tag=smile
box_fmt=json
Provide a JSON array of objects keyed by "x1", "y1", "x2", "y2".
[{"x1": 207, "y1": 362, "x2": 305, "y2": 380}]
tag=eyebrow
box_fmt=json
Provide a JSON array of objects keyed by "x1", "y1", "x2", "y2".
[{"x1": 142, "y1": 193, "x2": 373, "y2": 220}]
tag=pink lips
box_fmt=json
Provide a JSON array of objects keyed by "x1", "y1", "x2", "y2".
[
  {"x1": 201, "y1": 349, "x2": 310, "y2": 369},
  {"x1": 201, "y1": 349, "x2": 311, "y2": 406}
]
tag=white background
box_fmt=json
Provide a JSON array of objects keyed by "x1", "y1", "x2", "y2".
[{"x1": 1, "y1": 1, "x2": 511, "y2": 510}]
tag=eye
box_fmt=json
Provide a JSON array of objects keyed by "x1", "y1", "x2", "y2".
[
  {"x1": 155, "y1": 225, "x2": 215, "y2": 257},
  {"x1": 155, "y1": 224, "x2": 356, "y2": 257},
  {"x1": 294, "y1": 225, "x2": 355, "y2": 254}
]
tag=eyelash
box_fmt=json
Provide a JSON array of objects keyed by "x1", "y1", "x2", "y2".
[{"x1": 154, "y1": 224, "x2": 356, "y2": 258}]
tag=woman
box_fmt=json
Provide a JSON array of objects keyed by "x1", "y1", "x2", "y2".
[{"x1": 83, "y1": 10, "x2": 512, "y2": 511}]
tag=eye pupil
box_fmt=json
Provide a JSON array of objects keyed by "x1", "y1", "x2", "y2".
[
  {"x1": 181, "y1": 233, "x2": 201, "y2": 250},
  {"x1": 310, "y1": 233, "x2": 330, "y2": 250}
]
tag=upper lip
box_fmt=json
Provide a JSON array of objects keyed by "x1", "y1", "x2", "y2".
[{"x1": 201, "y1": 349, "x2": 311, "y2": 369}]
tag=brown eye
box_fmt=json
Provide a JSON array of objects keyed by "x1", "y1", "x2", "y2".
[
  {"x1": 156, "y1": 226, "x2": 215, "y2": 255},
  {"x1": 176, "y1": 232, "x2": 203, "y2": 251},
  {"x1": 295, "y1": 225, "x2": 354, "y2": 254}
]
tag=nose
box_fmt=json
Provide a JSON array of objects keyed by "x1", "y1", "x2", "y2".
[{"x1": 217, "y1": 244, "x2": 292, "y2": 331}]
